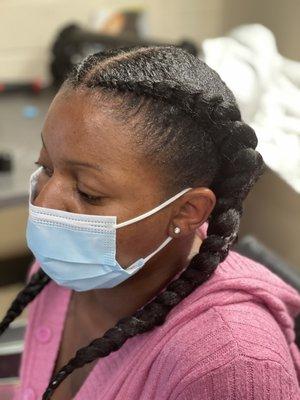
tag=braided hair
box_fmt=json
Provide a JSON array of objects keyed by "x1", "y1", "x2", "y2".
[{"x1": 0, "y1": 45, "x2": 266, "y2": 399}]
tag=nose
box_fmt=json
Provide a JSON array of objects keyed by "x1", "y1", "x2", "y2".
[{"x1": 32, "y1": 174, "x2": 69, "y2": 211}]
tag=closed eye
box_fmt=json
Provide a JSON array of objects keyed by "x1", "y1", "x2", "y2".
[
  {"x1": 76, "y1": 188, "x2": 102, "y2": 202},
  {"x1": 34, "y1": 161, "x2": 103, "y2": 204}
]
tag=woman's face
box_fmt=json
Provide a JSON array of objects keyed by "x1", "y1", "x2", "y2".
[{"x1": 34, "y1": 87, "x2": 181, "y2": 268}]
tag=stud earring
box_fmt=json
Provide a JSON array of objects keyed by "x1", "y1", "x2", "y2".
[{"x1": 174, "y1": 226, "x2": 181, "y2": 234}]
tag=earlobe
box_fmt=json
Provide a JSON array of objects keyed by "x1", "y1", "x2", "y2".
[
  {"x1": 168, "y1": 225, "x2": 182, "y2": 238},
  {"x1": 171, "y1": 187, "x2": 216, "y2": 236}
]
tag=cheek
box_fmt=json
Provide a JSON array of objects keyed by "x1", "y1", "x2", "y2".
[{"x1": 115, "y1": 213, "x2": 169, "y2": 267}]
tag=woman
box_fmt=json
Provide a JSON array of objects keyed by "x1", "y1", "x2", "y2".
[{"x1": 1, "y1": 45, "x2": 300, "y2": 400}]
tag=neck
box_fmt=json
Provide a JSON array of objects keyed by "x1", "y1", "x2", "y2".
[{"x1": 70, "y1": 230, "x2": 202, "y2": 332}]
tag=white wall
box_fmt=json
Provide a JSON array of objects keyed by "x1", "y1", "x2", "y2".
[
  {"x1": 0, "y1": 0, "x2": 142, "y2": 82},
  {"x1": 1, "y1": 0, "x2": 300, "y2": 83},
  {"x1": 0, "y1": 0, "x2": 238, "y2": 83}
]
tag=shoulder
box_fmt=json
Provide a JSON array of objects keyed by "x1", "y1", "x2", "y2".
[
  {"x1": 170, "y1": 353, "x2": 299, "y2": 400},
  {"x1": 152, "y1": 297, "x2": 300, "y2": 399}
]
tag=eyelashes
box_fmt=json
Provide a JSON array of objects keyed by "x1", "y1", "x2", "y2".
[
  {"x1": 76, "y1": 188, "x2": 101, "y2": 202},
  {"x1": 33, "y1": 161, "x2": 102, "y2": 204}
]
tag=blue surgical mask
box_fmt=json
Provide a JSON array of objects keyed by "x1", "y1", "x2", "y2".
[{"x1": 26, "y1": 167, "x2": 192, "y2": 291}]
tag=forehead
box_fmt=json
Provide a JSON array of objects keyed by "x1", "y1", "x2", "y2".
[{"x1": 42, "y1": 88, "x2": 141, "y2": 172}]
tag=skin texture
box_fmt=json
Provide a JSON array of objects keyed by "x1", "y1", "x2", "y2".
[{"x1": 33, "y1": 88, "x2": 216, "y2": 399}]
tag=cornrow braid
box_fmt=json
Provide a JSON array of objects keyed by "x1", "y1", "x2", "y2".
[
  {"x1": 85, "y1": 77, "x2": 258, "y2": 171},
  {"x1": 0, "y1": 45, "x2": 266, "y2": 399},
  {"x1": 40, "y1": 48, "x2": 265, "y2": 399},
  {"x1": 0, "y1": 269, "x2": 50, "y2": 335},
  {"x1": 86, "y1": 77, "x2": 228, "y2": 124}
]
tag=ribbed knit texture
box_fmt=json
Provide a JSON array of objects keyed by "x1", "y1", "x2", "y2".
[{"x1": 9, "y1": 224, "x2": 300, "y2": 399}]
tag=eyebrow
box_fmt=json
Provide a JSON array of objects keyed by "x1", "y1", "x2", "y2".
[{"x1": 40, "y1": 132, "x2": 103, "y2": 172}]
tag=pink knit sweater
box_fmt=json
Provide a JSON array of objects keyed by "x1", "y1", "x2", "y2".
[{"x1": 10, "y1": 225, "x2": 300, "y2": 399}]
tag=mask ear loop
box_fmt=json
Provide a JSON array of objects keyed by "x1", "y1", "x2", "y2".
[
  {"x1": 29, "y1": 166, "x2": 43, "y2": 205},
  {"x1": 115, "y1": 187, "x2": 193, "y2": 229},
  {"x1": 143, "y1": 236, "x2": 173, "y2": 262},
  {"x1": 120, "y1": 188, "x2": 192, "y2": 272},
  {"x1": 126, "y1": 236, "x2": 174, "y2": 272}
]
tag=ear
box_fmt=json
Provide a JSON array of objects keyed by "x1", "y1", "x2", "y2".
[{"x1": 169, "y1": 187, "x2": 216, "y2": 237}]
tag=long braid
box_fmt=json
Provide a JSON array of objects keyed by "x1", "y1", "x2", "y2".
[
  {"x1": 0, "y1": 269, "x2": 50, "y2": 335},
  {"x1": 0, "y1": 46, "x2": 266, "y2": 399},
  {"x1": 42, "y1": 63, "x2": 265, "y2": 398},
  {"x1": 43, "y1": 155, "x2": 263, "y2": 399}
]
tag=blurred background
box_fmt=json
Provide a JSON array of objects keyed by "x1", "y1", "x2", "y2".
[{"x1": 1, "y1": 0, "x2": 300, "y2": 394}]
